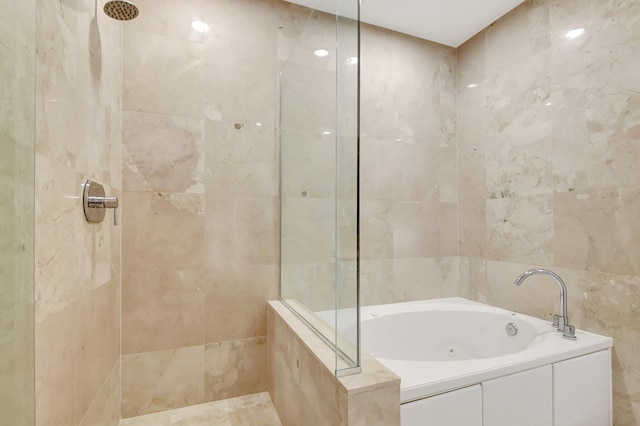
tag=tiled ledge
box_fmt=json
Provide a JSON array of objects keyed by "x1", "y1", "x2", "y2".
[{"x1": 267, "y1": 300, "x2": 400, "y2": 425}]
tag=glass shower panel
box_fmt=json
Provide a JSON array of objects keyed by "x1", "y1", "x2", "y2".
[
  {"x1": 280, "y1": 0, "x2": 360, "y2": 374},
  {"x1": 334, "y1": 5, "x2": 360, "y2": 374},
  {"x1": 0, "y1": 0, "x2": 36, "y2": 424}
]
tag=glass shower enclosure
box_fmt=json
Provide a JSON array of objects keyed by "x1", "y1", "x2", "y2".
[{"x1": 279, "y1": 0, "x2": 360, "y2": 375}]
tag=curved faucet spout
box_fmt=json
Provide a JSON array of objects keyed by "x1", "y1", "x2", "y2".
[{"x1": 514, "y1": 268, "x2": 576, "y2": 340}]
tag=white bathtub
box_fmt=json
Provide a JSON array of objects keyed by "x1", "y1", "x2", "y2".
[{"x1": 359, "y1": 297, "x2": 613, "y2": 406}]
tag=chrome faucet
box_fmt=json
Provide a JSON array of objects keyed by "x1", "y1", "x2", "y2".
[{"x1": 514, "y1": 268, "x2": 577, "y2": 340}]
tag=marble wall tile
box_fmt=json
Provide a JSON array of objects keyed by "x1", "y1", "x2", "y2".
[
  {"x1": 123, "y1": 30, "x2": 206, "y2": 118},
  {"x1": 121, "y1": 345, "x2": 206, "y2": 418},
  {"x1": 486, "y1": 119, "x2": 552, "y2": 199},
  {"x1": 123, "y1": 111, "x2": 205, "y2": 193},
  {"x1": 122, "y1": 270, "x2": 205, "y2": 354},
  {"x1": 276, "y1": 2, "x2": 337, "y2": 71},
  {"x1": 122, "y1": 191, "x2": 204, "y2": 273},
  {"x1": 205, "y1": 266, "x2": 278, "y2": 343},
  {"x1": 74, "y1": 278, "x2": 120, "y2": 423},
  {"x1": 392, "y1": 200, "x2": 457, "y2": 258},
  {"x1": 35, "y1": 300, "x2": 75, "y2": 426},
  {"x1": 280, "y1": 197, "x2": 333, "y2": 264},
  {"x1": 486, "y1": 195, "x2": 553, "y2": 265},
  {"x1": 280, "y1": 62, "x2": 336, "y2": 132},
  {"x1": 79, "y1": 360, "x2": 120, "y2": 426},
  {"x1": 359, "y1": 200, "x2": 393, "y2": 261},
  {"x1": 485, "y1": 0, "x2": 550, "y2": 77},
  {"x1": 550, "y1": 39, "x2": 640, "y2": 192},
  {"x1": 205, "y1": 194, "x2": 278, "y2": 268},
  {"x1": 281, "y1": 128, "x2": 336, "y2": 199},
  {"x1": 280, "y1": 262, "x2": 334, "y2": 312},
  {"x1": 34, "y1": 154, "x2": 91, "y2": 324},
  {"x1": 203, "y1": 0, "x2": 277, "y2": 124},
  {"x1": 205, "y1": 337, "x2": 267, "y2": 401},
  {"x1": 123, "y1": 0, "x2": 206, "y2": 43},
  {"x1": 206, "y1": 120, "x2": 278, "y2": 197},
  {"x1": 554, "y1": 187, "x2": 640, "y2": 276}
]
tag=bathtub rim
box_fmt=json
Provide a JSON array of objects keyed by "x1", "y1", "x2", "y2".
[{"x1": 358, "y1": 297, "x2": 613, "y2": 403}]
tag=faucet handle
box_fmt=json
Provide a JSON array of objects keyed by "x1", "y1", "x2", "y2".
[{"x1": 552, "y1": 314, "x2": 566, "y2": 330}]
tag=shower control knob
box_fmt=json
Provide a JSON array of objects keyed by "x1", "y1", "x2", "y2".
[{"x1": 83, "y1": 180, "x2": 120, "y2": 226}]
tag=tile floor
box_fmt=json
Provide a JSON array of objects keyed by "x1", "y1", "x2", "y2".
[{"x1": 119, "y1": 392, "x2": 282, "y2": 426}]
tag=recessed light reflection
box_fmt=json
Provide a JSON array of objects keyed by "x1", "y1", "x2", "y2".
[
  {"x1": 256, "y1": 122, "x2": 263, "y2": 126},
  {"x1": 322, "y1": 131, "x2": 332, "y2": 135},
  {"x1": 191, "y1": 20, "x2": 209, "y2": 33},
  {"x1": 346, "y1": 56, "x2": 358, "y2": 65},
  {"x1": 544, "y1": 102, "x2": 553, "y2": 107},
  {"x1": 314, "y1": 49, "x2": 329, "y2": 57},
  {"x1": 467, "y1": 83, "x2": 478, "y2": 89},
  {"x1": 565, "y1": 28, "x2": 585, "y2": 40}
]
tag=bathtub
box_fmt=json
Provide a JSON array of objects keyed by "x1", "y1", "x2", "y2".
[{"x1": 358, "y1": 297, "x2": 613, "y2": 425}]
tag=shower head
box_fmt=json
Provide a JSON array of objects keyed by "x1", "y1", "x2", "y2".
[{"x1": 103, "y1": 0, "x2": 139, "y2": 21}]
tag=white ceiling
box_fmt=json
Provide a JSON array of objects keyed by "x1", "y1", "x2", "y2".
[{"x1": 285, "y1": 0, "x2": 525, "y2": 47}]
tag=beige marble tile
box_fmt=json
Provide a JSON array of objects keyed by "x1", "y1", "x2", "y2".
[
  {"x1": 392, "y1": 200, "x2": 457, "y2": 258},
  {"x1": 205, "y1": 337, "x2": 267, "y2": 401},
  {"x1": 344, "y1": 383, "x2": 400, "y2": 426},
  {"x1": 122, "y1": 270, "x2": 205, "y2": 354},
  {"x1": 123, "y1": 111, "x2": 205, "y2": 193},
  {"x1": 485, "y1": 0, "x2": 550, "y2": 77},
  {"x1": 486, "y1": 119, "x2": 552, "y2": 199},
  {"x1": 280, "y1": 262, "x2": 334, "y2": 312},
  {"x1": 202, "y1": 0, "x2": 277, "y2": 124},
  {"x1": 119, "y1": 392, "x2": 281, "y2": 426},
  {"x1": 122, "y1": 191, "x2": 204, "y2": 273},
  {"x1": 206, "y1": 120, "x2": 277, "y2": 197},
  {"x1": 276, "y1": 2, "x2": 337, "y2": 71},
  {"x1": 123, "y1": 30, "x2": 206, "y2": 118},
  {"x1": 34, "y1": 153, "x2": 91, "y2": 323},
  {"x1": 280, "y1": 197, "x2": 334, "y2": 264},
  {"x1": 554, "y1": 187, "x2": 640, "y2": 276},
  {"x1": 35, "y1": 300, "x2": 75, "y2": 426},
  {"x1": 121, "y1": 345, "x2": 205, "y2": 418},
  {"x1": 75, "y1": 279, "x2": 120, "y2": 423},
  {"x1": 281, "y1": 128, "x2": 336, "y2": 199},
  {"x1": 205, "y1": 266, "x2": 278, "y2": 343},
  {"x1": 390, "y1": 257, "x2": 460, "y2": 303},
  {"x1": 359, "y1": 138, "x2": 395, "y2": 201},
  {"x1": 486, "y1": 195, "x2": 553, "y2": 265},
  {"x1": 123, "y1": 0, "x2": 206, "y2": 43},
  {"x1": 390, "y1": 142, "x2": 439, "y2": 202},
  {"x1": 79, "y1": 360, "x2": 120, "y2": 426},
  {"x1": 205, "y1": 194, "x2": 278, "y2": 268},
  {"x1": 360, "y1": 200, "x2": 393, "y2": 261},
  {"x1": 550, "y1": 39, "x2": 640, "y2": 192},
  {"x1": 458, "y1": 151, "x2": 487, "y2": 258},
  {"x1": 280, "y1": 62, "x2": 336, "y2": 132}
]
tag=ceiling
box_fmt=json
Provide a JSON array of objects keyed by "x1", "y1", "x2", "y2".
[{"x1": 284, "y1": 0, "x2": 525, "y2": 47}]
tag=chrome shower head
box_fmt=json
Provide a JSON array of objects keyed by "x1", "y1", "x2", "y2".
[{"x1": 103, "y1": 0, "x2": 139, "y2": 21}]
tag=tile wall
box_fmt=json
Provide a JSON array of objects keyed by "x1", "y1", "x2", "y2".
[
  {"x1": 359, "y1": 24, "x2": 465, "y2": 306},
  {"x1": 120, "y1": 0, "x2": 280, "y2": 417},
  {"x1": 0, "y1": 0, "x2": 35, "y2": 423},
  {"x1": 33, "y1": 0, "x2": 123, "y2": 425},
  {"x1": 457, "y1": 0, "x2": 640, "y2": 422}
]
